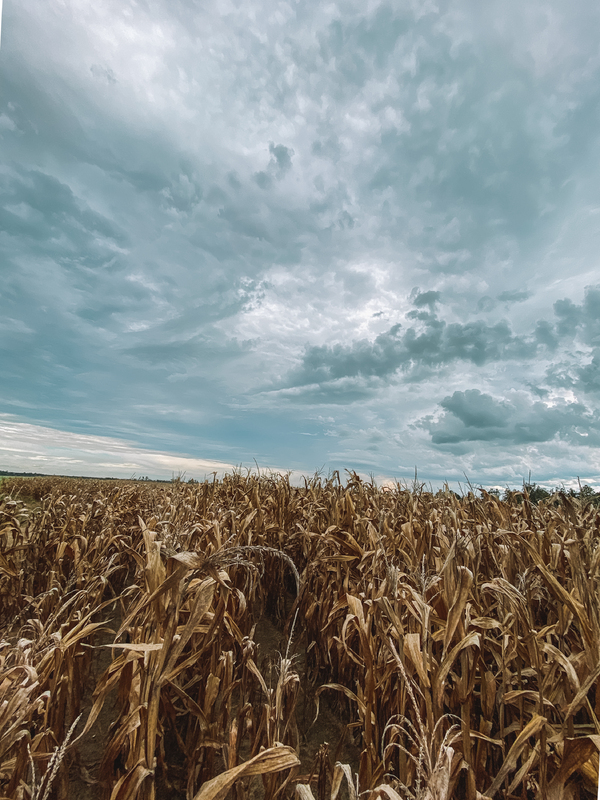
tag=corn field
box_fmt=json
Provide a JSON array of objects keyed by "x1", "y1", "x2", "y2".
[{"x1": 0, "y1": 472, "x2": 599, "y2": 800}]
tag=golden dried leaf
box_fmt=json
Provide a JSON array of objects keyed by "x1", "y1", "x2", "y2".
[
  {"x1": 192, "y1": 744, "x2": 300, "y2": 800},
  {"x1": 443, "y1": 566, "x2": 473, "y2": 655},
  {"x1": 403, "y1": 632, "x2": 430, "y2": 688},
  {"x1": 485, "y1": 714, "x2": 547, "y2": 797}
]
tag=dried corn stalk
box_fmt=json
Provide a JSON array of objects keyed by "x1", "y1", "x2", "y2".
[{"x1": 0, "y1": 473, "x2": 598, "y2": 799}]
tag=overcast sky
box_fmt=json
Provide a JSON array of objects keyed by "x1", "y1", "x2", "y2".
[{"x1": 1, "y1": 0, "x2": 600, "y2": 488}]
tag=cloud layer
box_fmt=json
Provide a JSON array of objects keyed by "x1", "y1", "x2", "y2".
[
  {"x1": 0, "y1": 416, "x2": 234, "y2": 479},
  {"x1": 2, "y1": 0, "x2": 600, "y2": 487}
]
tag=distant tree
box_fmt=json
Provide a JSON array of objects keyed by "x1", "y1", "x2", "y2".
[
  {"x1": 503, "y1": 482, "x2": 552, "y2": 505},
  {"x1": 523, "y1": 482, "x2": 551, "y2": 504},
  {"x1": 575, "y1": 484, "x2": 600, "y2": 505}
]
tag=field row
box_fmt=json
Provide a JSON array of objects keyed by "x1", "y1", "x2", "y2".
[{"x1": 0, "y1": 473, "x2": 598, "y2": 800}]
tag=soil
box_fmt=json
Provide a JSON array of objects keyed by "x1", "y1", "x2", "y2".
[
  {"x1": 68, "y1": 608, "x2": 121, "y2": 800},
  {"x1": 66, "y1": 602, "x2": 359, "y2": 800},
  {"x1": 253, "y1": 613, "x2": 361, "y2": 773}
]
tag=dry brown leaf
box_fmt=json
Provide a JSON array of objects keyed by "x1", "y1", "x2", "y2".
[
  {"x1": 434, "y1": 631, "x2": 480, "y2": 712},
  {"x1": 192, "y1": 744, "x2": 300, "y2": 800},
  {"x1": 485, "y1": 714, "x2": 547, "y2": 797},
  {"x1": 546, "y1": 737, "x2": 600, "y2": 800},
  {"x1": 403, "y1": 632, "x2": 430, "y2": 688},
  {"x1": 296, "y1": 784, "x2": 316, "y2": 800},
  {"x1": 443, "y1": 566, "x2": 473, "y2": 655},
  {"x1": 564, "y1": 661, "x2": 600, "y2": 719},
  {"x1": 331, "y1": 761, "x2": 357, "y2": 800},
  {"x1": 108, "y1": 761, "x2": 153, "y2": 800},
  {"x1": 101, "y1": 643, "x2": 164, "y2": 652},
  {"x1": 369, "y1": 784, "x2": 404, "y2": 800}
]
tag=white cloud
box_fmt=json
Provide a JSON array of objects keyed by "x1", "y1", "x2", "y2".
[{"x1": 0, "y1": 416, "x2": 234, "y2": 480}]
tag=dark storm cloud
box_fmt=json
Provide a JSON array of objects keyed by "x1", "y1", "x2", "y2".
[
  {"x1": 424, "y1": 389, "x2": 600, "y2": 447},
  {"x1": 269, "y1": 143, "x2": 294, "y2": 176},
  {"x1": 498, "y1": 290, "x2": 532, "y2": 303},
  {"x1": 268, "y1": 377, "x2": 377, "y2": 405},
  {"x1": 286, "y1": 285, "x2": 599, "y2": 399},
  {"x1": 553, "y1": 285, "x2": 600, "y2": 343},
  {"x1": 254, "y1": 143, "x2": 295, "y2": 188},
  {"x1": 290, "y1": 311, "x2": 544, "y2": 388},
  {"x1": 543, "y1": 286, "x2": 600, "y2": 396},
  {"x1": 412, "y1": 290, "x2": 441, "y2": 309},
  {"x1": 0, "y1": 168, "x2": 127, "y2": 251},
  {"x1": 441, "y1": 390, "x2": 511, "y2": 429},
  {"x1": 477, "y1": 296, "x2": 496, "y2": 313}
]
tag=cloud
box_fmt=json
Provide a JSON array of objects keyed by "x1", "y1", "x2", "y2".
[
  {"x1": 424, "y1": 390, "x2": 600, "y2": 447},
  {"x1": 439, "y1": 390, "x2": 511, "y2": 430},
  {"x1": 0, "y1": 167, "x2": 127, "y2": 251},
  {"x1": 277, "y1": 284, "x2": 600, "y2": 404},
  {"x1": 261, "y1": 376, "x2": 380, "y2": 406},
  {"x1": 541, "y1": 286, "x2": 600, "y2": 395},
  {"x1": 553, "y1": 285, "x2": 600, "y2": 343},
  {"x1": 497, "y1": 290, "x2": 532, "y2": 303},
  {"x1": 90, "y1": 64, "x2": 117, "y2": 84},
  {"x1": 288, "y1": 309, "x2": 546, "y2": 391},
  {"x1": 2, "y1": 0, "x2": 600, "y2": 489},
  {"x1": 0, "y1": 416, "x2": 234, "y2": 479},
  {"x1": 477, "y1": 296, "x2": 496, "y2": 313},
  {"x1": 412, "y1": 289, "x2": 441, "y2": 308},
  {"x1": 269, "y1": 143, "x2": 294, "y2": 176},
  {"x1": 578, "y1": 354, "x2": 600, "y2": 394}
]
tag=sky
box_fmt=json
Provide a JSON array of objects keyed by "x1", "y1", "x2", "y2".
[{"x1": 1, "y1": 0, "x2": 600, "y2": 488}]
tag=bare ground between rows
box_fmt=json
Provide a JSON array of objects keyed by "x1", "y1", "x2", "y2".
[
  {"x1": 68, "y1": 603, "x2": 360, "y2": 800},
  {"x1": 68, "y1": 604, "x2": 121, "y2": 800}
]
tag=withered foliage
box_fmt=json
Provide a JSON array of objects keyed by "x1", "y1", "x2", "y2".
[{"x1": 0, "y1": 472, "x2": 599, "y2": 800}]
